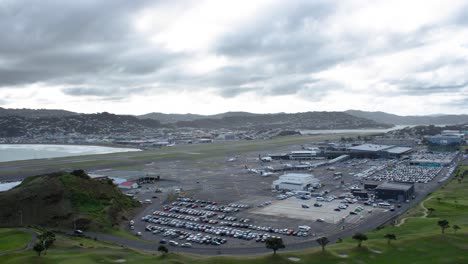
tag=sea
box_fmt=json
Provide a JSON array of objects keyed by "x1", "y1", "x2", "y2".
[
  {"x1": 0, "y1": 144, "x2": 140, "y2": 163},
  {"x1": 0, "y1": 144, "x2": 140, "y2": 191},
  {"x1": 299, "y1": 125, "x2": 412, "y2": 135}
]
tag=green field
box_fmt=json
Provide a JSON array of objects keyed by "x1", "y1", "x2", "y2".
[
  {"x1": 0, "y1": 229, "x2": 32, "y2": 253},
  {"x1": 1, "y1": 166, "x2": 467, "y2": 263}
]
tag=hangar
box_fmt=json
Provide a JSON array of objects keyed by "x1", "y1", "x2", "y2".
[
  {"x1": 375, "y1": 182, "x2": 414, "y2": 202},
  {"x1": 347, "y1": 144, "x2": 413, "y2": 159},
  {"x1": 272, "y1": 173, "x2": 320, "y2": 191}
]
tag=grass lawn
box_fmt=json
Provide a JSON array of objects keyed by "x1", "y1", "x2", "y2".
[
  {"x1": 1, "y1": 165, "x2": 467, "y2": 263},
  {"x1": 0, "y1": 229, "x2": 32, "y2": 253}
]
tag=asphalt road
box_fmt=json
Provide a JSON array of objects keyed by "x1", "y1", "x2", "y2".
[{"x1": 0, "y1": 228, "x2": 37, "y2": 256}]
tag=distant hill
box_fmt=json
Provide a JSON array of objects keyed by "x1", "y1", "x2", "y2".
[
  {"x1": 0, "y1": 107, "x2": 77, "y2": 118},
  {"x1": 345, "y1": 110, "x2": 468, "y2": 125},
  {"x1": 138, "y1": 111, "x2": 259, "y2": 123},
  {"x1": 0, "y1": 171, "x2": 138, "y2": 230},
  {"x1": 0, "y1": 112, "x2": 162, "y2": 137},
  {"x1": 173, "y1": 111, "x2": 391, "y2": 130}
]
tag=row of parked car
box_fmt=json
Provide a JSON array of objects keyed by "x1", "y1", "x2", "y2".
[
  {"x1": 143, "y1": 215, "x2": 285, "y2": 243},
  {"x1": 163, "y1": 206, "x2": 217, "y2": 218},
  {"x1": 149, "y1": 225, "x2": 226, "y2": 246},
  {"x1": 176, "y1": 197, "x2": 250, "y2": 210}
]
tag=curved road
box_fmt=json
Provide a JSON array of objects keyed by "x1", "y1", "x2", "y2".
[{"x1": 0, "y1": 228, "x2": 37, "y2": 256}]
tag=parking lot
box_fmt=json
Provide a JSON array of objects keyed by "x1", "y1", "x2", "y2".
[
  {"x1": 87, "y1": 143, "x2": 461, "y2": 250},
  {"x1": 252, "y1": 197, "x2": 384, "y2": 224}
]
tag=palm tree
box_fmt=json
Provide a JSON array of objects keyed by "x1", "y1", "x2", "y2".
[
  {"x1": 158, "y1": 245, "x2": 168, "y2": 254},
  {"x1": 384, "y1": 234, "x2": 396, "y2": 245},
  {"x1": 352, "y1": 232, "x2": 368, "y2": 247},
  {"x1": 33, "y1": 243, "x2": 45, "y2": 256},
  {"x1": 316, "y1": 237, "x2": 330, "y2": 252},
  {"x1": 437, "y1": 219, "x2": 450, "y2": 234},
  {"x1": 453, "y1": 225, "x2": 461, "y2": 234},
  {"x1": 436, "y1": 197, "x2": 441, "y2": 203}
]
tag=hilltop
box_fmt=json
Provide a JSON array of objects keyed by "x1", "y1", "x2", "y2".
[
  {"x1": 346, "y1": 110, "x2": 468, "y2": 125},
  {"x1": 0, "y1": 112, "x2": 162, "y2": 137},
  {"x1": 0, "y1": 107, "x2": 77, "y2": 118},
  {"x1": 138, "y1": 111, "x2": 260, "y2": 123},
  {"x1": 173, "y1": 111, "x2": 391, "y2": 130},
  {"x1": 0, "y1": 171, "x2": 139, "y2": 230}
]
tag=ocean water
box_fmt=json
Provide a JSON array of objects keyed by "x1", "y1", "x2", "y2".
[
  {"x1": 0, "y1": 144, "x2": 140, "y2": 163},
  {"x1": 299, "y1": 125, "x2": 412, "y2": 135}
]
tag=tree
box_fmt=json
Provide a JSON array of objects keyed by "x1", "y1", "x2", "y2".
[
  {"x1": 33, "y1": 243, "x2": 45, "y2": 256},
  {"x1": 427, "y1": 208, "x2": 435, "y2": 214},
  {"x1": 384, "y1": 234, "x2": 396, "y2": 245},
  {"x1": 265, "y1": 237, "x2": 285, "y2": 254},
  {"x1": 38, "y1": 231, "x2": 56, "y2": 255},
  {"x1": 158, "y1": 245, "x2": 168, "y2": 254},
  {"x1": 316, "y1": 237, "x2": 330, "y2": 252},
  {"x1": 438, "y1": 219, "x2": 450, "y2": 234},
  {"x1": 352, "y1": 233, "x2": 368, "y2": 247},
  {"x1": 453, "y1": 225, "x2": 461, "y2": 234},
  {"x1": 436, "y1": 197, "x2": 442, "y2": 203}
]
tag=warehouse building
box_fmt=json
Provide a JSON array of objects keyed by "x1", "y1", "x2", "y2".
[
  {"x1": 425, "y1": 135, "x2": 462, "y2": 146},
  {"x1": 288, "y1": 151, "x2": 317, "y2": 160},
  {"x1": 272, "y1": 173, "x2": 320, "y2": 191},
  {"x1": 375, "y1": 182, "x2": 414, "y2": 202},
  {"x1": 347, "y1": 144, "x2": 413, "y2": 159}
]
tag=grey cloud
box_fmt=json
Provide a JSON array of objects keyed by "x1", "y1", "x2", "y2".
[
  {"x1": 1, "y1": 0, "x2": 468, "y2": 107},
  {"x1": 448, "y1": 96, "x2": 468, "y2": 107},
  {"x1": 62, "y1": 86, "x2": 153, "y2": 97},
  {"x1": 400, "y1": 82, "x2": 468, "y2": 95},
  {"x1": 0, "y1": 0, "x2": 178, "y2": 88}
]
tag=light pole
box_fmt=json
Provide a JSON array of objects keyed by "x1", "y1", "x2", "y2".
[{"x1": 19, "y1": 210, "x2": 23, "y2": 226}]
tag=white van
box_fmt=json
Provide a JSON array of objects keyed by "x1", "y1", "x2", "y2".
[
  {"x1": 298, "y1": 225, "x2": 311, "y2": 231},
  {"x1": 378, "y1": 202, "x2": 391, "y2": 208}
]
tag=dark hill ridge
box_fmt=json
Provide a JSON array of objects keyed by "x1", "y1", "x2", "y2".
[
  {"x1": 345, "y1": 110, "x2": 468, "y2": 125},
  {"x1": 0, "y1": 112, "x2": 162, "y2": 137},
  {"x1": 174, "y1": 111, "x2": 392, "y2": 130},
  {"x1": 138, "y1": 111, "x2": 259, "y2": 123},
  {"x1": 0, "y1": 107, "x2": 77, "y2": 117},
  {"x1": 0, "y1": 171, "x2": 138, "y2": 230}
]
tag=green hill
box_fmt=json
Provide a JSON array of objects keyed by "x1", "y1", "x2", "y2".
[{"x1": 0, "y1": 171, "x2": 139, "y2": 230}]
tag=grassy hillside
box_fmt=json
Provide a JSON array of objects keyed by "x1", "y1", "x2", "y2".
[
  {"x1": 0, "y1": 171, "x2": 139, "y2": 230},
  {"x1": 0, "y1": 229, "x2": 32, "y2": 253},
  {"x1": 0, "y1": 166, "x2": 467, "y2": 263}
]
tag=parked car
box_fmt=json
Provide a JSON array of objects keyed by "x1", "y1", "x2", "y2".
[
  {"x1": 169, "y1": 240, "x2": 179, "y2": 246},
  {"x1": 301, "y1": 204, "x2": 310, "y2": 208}
]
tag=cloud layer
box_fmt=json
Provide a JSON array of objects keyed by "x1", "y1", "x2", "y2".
[{"x1": 0, "y1": 0, "x2": 467, "y2": 115}]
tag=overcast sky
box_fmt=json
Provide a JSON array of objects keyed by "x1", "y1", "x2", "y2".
[{"x1": 0, "y1": 0, "x2": 467, "y2": 115}]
